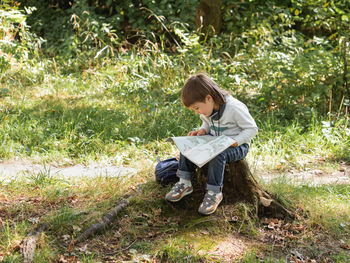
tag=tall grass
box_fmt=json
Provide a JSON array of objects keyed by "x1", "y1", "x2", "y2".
[
  {"x1": 251, "y1": 116, "x2": 349, "y2": 172},
  {"x1": 1, "y1": 48, "x2": 349, "y2": 166}
]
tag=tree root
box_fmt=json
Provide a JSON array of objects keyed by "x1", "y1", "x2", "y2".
[
  {"x1": 73, "y1": 197, "x2": 132, "y2": 244},
  {"x1": 73, "y1": 185, "x2": 144, "y2": 244}
]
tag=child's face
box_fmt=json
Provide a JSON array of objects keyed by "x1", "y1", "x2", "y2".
[{"x1": 188, "y1": 95, "x2": 216, "y2": 116}]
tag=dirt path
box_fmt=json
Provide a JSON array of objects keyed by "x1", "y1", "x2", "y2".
[
  {"x1": 260, "y1": 164, "x2": 350, "y2": 185},
  {"x1": 0, "y1": 160, "x2": 349, "y2": 185},
  {"x1": 0, "y1": 160, "x2": 137, "y2": 182}
]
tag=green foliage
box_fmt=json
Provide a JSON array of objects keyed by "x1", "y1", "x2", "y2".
[
  {"x1": 0, "y1": 1, "x2": 44, "y2": 72},
  {"x1": 291, "y1": 0, "x2": 350, "y2": 37},
  {"x1": 95, "y1": 0, "x2": 197, "y2": 34},
  {"x1": 218, "y1": 0, "x2": 349, "y2": 118},
  {"x1": 27, "y1": 165, "x2": 61, "y2": 188},
  {"x1": 18, "y1": 0, "x2": 119, "y2": 59},
  {"x1": 3, "y1": 0, "x2": 347, "y2": 117},
  {"x1": 18, "y1": 0, "x2": 197, "y2": 59}
]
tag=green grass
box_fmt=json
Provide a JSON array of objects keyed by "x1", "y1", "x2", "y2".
[{"x1": 270, "y1": 180, "x2": 350, "y2": 235}]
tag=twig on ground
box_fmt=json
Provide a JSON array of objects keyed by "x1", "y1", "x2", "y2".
[{"x1": 103, "y1": 239, "x2": 137, "y2": 256}]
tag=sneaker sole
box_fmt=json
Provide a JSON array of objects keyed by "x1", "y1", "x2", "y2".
[
  {"x1": 198, "y1": 195, "x2": 223, "y2": 215},
  {"x1": 165, "y1": 187, "x2": 193, "y2": 202}
]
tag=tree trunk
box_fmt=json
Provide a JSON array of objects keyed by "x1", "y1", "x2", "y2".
[
  {"x1": 196, "y1": 0, "x2": 222, "y2": 34},
  {"x1": 199, "y1": 160, "x2": 295, "y2": 219}
]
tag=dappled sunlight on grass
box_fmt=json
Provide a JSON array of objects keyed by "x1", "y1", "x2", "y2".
[{"x1": 266, "y1": 178, "x2": 350, "y2": 236}]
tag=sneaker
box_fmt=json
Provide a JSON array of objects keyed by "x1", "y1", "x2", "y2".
[
  {"x1": 165, "y1": 182, "x2": 193, "y2": 202},
  {"x1": 198, "y1": 191, "x2": 223, "y2": 215}
]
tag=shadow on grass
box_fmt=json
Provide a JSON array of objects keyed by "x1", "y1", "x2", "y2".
[{"x1": 1, "y1": 94, "x2": 197, "y2": 158}]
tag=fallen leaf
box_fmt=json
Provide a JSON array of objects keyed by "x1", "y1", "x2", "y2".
[
  {"x1": 58, "y1": 255, "x2": 68, "y2": 263},
  {"x1": 67, "y1": 194, "x2": 78, "y2": 203},
  {"x1": 268, "y1": 222, "x2": 275, "y2": 230},
  {"x1": 231, "y1": 216, "x2": 238, "y2": 222},
  {"x1": 285, "y1": 233, "x2": 297, "y2": 240},
  {"x1": 340, "y1": 243, "x2": 350, "y2": 250},
  {"x1": 28, "y1": 217, "x2": 40, "y2": 224},
  {"x1": 62, "y1": 235, "x2": 71, "y2": 242},
  {"x1": 260, "y1": 197, "x2": 273, "y2": 207},
  {"x1": 290, "y1": 249, "x2": 303, "y2": 261},
  {"x1": 271, "y1": 218, "x2": 279, "y2": 224},
  {"x1": 77, "y1": 244, "x2": 91, "y2": 254},
  {"x1": 291, "y1": 224, "x2": 305, "y2": 232},
  {"x1": 73, "y1": 225, "x2": 81, "y2": 231},
  {"x1": 339, "y1": 166, "x2": 345, "y2": 172}
]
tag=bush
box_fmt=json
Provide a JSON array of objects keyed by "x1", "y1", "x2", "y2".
[{"x1": 0, "y1": 2, "x2": 44, "y2": 73}]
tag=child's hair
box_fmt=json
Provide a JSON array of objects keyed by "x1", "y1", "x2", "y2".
[{"x1": 181, "y1": 73, "x2": 228, "y2": 107}]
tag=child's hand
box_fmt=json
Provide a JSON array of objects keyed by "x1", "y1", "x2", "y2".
[
  {"x1": 230, "y1": 142, "x2": 238, "y2": 147},
  {"x1": 188, "y1": 128, "x2": 206, "y2": 136}
]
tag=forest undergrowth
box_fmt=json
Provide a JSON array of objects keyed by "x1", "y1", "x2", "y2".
[
  {"x1": 1, "y1": 0, "x2": 349, "y2": 261},
  {"x1": 0, "y1": 48, "x2": 349, "y2": 262}
]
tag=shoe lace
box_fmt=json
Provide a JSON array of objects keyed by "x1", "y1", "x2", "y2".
[
  {"x1": 172, "y1": 182, "x2": 185, "y2": 193},
  {"x1": 203, "y1": 191, "x2": 217, "y2": 205}
]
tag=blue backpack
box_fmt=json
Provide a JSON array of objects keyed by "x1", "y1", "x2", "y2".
[{"x1": 155, "y1": 157, "x2": 179, "y2": 185}]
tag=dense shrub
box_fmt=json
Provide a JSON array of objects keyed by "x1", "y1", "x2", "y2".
[{"x1": 17, "y1": 0, "x2": 197, "y2": 58}]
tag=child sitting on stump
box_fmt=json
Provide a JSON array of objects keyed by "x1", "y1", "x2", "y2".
[{"x1": 165, "y1": 73, "x2": 258, "y2": 215}]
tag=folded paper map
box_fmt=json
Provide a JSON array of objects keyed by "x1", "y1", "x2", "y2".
[{"x1": 169, "y1": 135, "x2": 236, "y2": 167}]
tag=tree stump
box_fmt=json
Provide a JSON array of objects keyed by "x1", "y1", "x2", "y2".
[{"x1": 198, "y1": 159, "x2": 295, "y2": 219}]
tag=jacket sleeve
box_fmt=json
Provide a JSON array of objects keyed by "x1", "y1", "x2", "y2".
[{"x1": 231, "y1": 104, "x2": 258, "y2": 146}]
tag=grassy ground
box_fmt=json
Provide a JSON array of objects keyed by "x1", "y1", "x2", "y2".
[
  {"x1": 0, "y1": 51, "x2": 349, "y2": 262},
  {"x1": 0, "y1": 161, "x2": 349, "y2": 262}
]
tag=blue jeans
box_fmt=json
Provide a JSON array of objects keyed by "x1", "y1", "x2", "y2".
[{"x1": 177, "y1": 144, "x2": 250, "y2": 193}]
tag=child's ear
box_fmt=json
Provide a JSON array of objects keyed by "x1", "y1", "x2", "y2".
[{"x1": 205, "y1": 95, "x2": 213, "y2": 102}]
